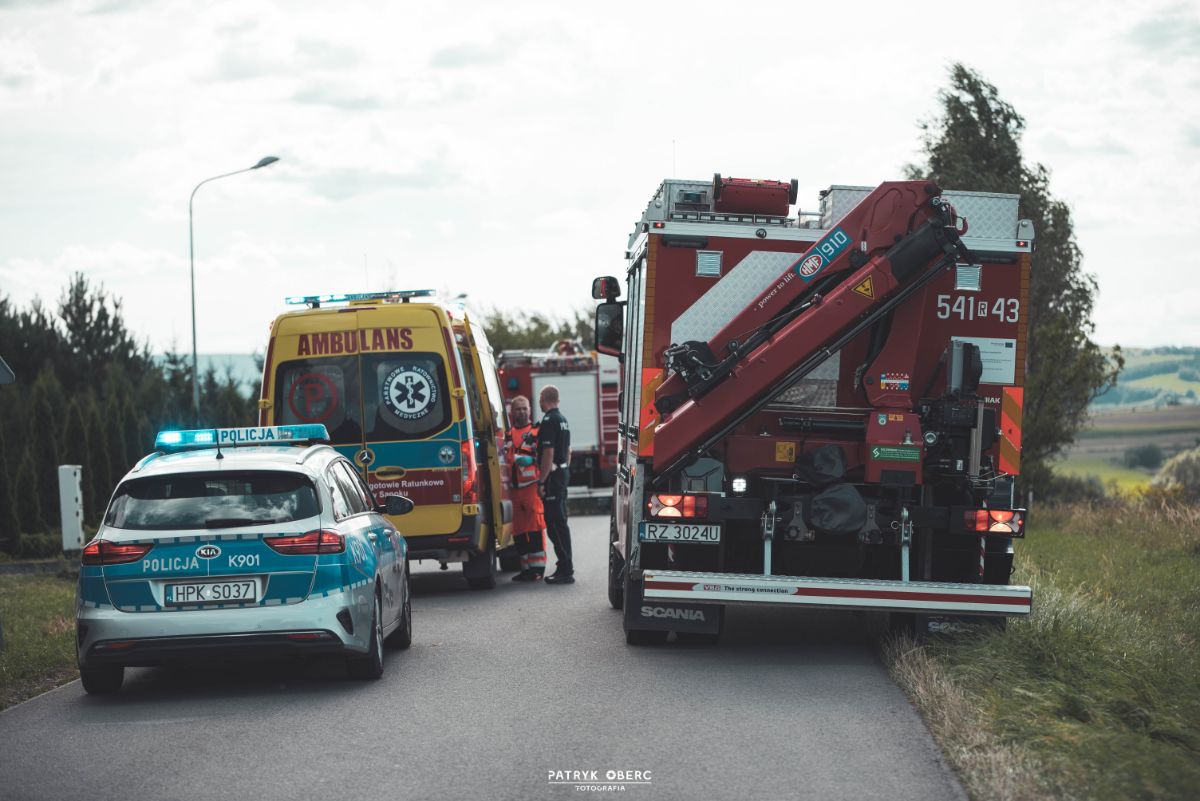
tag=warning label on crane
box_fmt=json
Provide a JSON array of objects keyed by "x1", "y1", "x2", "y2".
[{"x1": 852, "y1": 277, "x2": 874, "y2": 299}]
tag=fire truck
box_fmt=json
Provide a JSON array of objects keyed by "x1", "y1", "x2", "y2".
[
  {"x1": 496, "y1": 340, "x2": 620, "y2": 489},
  {"x1": 593, "y1": 175, "x2": 1034, "y2": 643}
]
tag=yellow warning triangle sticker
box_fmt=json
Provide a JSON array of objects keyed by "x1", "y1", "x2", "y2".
[{"x1": 852, "y1": 276, "x2": 874, "y2": 299}]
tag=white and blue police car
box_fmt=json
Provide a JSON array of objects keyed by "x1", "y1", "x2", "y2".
[{"x1": 76, "y1": 425, "x2": 413, "y2": 694}]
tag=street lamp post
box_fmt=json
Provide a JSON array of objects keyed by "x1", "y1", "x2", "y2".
[{"x1": 188, "y1": 156, "x2": 280, "y2": 425}]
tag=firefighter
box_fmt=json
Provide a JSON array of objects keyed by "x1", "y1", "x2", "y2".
[
  {"x1": 506, "y1": 395, "x2": 547, "y2": 582},
  {"x1": 537, "y1": 384, "x2": 574, "y2": 584}
]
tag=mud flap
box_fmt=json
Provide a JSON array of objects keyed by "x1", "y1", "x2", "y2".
[{"x1": 624, "y1": 578, "x2": 721, "y2": 634}]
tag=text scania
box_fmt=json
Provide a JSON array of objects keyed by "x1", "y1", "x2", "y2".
[
  {"x1": 641, "y1": 606, "x2": 706, "y2": 621},
  {"x1": 296, "y1": 327, "x2": 413, "y2": 356}
]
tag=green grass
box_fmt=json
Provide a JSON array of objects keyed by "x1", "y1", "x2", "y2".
[
  {"x1": 890, "y1": 502, "x2": 1200, "y2": 800},
  {"x1": 0, "y1": 575, "x2": 78, "y2": 710},
  {"x1": 1054, "y1": 455, "x2": 1154, "y2": 491}
]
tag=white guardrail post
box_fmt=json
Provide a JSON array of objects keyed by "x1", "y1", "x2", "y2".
[{"x1": 58, "y1": 465, "x2": 83, "y2": 553}]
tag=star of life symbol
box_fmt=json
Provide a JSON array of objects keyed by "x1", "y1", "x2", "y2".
[{"x1": 383, "y1": 365, "x2": 437, "y2": 420}]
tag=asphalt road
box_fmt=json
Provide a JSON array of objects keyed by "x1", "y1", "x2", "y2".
[{"x1": 0, "y1": 515, "x2": 965, "y2": 801}]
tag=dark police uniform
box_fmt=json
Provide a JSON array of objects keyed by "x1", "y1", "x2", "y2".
[{"x1": 537, "y1": 406, "x2": 573, "y2": 578}]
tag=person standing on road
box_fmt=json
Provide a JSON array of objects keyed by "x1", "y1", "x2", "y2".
[
  {"x1": 537, "y1": 385, "x2": 573, "y2": 584},
  {"x1": 506, "y1": 395, "x2": 547, "y2": 582}
]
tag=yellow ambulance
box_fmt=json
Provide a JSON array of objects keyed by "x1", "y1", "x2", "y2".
[{"x1": 258, "y1": 290, "x2": 513, "y2": 589}]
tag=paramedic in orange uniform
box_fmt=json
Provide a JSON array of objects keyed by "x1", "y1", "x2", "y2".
[{"x1": 506, "y1": 395, "x2": 547, "y2": 582}]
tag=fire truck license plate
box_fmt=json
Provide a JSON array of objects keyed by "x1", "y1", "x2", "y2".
[{"x1": 639, "y1": 522, "x2": 721, "y2": 544}]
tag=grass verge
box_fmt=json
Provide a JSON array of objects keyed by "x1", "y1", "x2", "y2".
[
  {"x1": 884, "y1": 501, "x2": 1200, "y2": 801},
  {"x1": 0, "y1": 574, "x2": 79, "y2": 711}
]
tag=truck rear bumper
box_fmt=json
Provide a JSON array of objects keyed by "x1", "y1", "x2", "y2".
[{"x1": 641, "y1": 570, "x2": 1032, "y2": 617}]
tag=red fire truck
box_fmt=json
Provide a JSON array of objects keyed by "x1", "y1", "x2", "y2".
[
  {"x1": 593, "y1": 175, "x2": 1034, "y2": 643},
  {"x1": 496, "y1": 340, "x2": 619, "y2": 489}
]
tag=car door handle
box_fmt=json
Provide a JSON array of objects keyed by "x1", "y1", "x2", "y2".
[{"x1": 367, "y1": 532, "x2": 377, "y2": 541}]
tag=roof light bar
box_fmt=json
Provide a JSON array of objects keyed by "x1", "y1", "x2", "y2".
[
  {"x1": 284, "y1": 289, "x2": 436, "y2": 307},
  {"x1": 154, "y1": 425, "x2": 330, "y2": 452}
]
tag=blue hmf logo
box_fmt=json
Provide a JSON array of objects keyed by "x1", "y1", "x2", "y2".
[{"x1": 794, "y1": 227, "x2": 852, "y2": 282}]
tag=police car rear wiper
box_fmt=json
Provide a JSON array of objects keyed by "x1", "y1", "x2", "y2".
[{"x1": 204, "y1": 517, "x2": 262, "y2": 529}]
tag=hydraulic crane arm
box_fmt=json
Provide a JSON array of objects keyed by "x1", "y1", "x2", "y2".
[{"x1": 651, "y1": 185, "x2": 968, "y2": 477}]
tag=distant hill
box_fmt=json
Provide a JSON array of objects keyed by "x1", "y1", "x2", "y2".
[{"x1": 1093, "y1": 346, "x2": 1200, "y2": 409}]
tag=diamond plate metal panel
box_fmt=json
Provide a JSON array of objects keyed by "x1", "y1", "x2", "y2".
[
  {"x1": 670, "y1": 250, "x2": 798, "y2": 345},
  {"x1": 820, "y1": 185, "x2": 1020, "y2": 240}
]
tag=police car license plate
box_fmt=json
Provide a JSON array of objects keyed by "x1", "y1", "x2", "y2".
[
  {"x1": 166, "y1": 580, "x2": 257, "y2": 605},
  {"x1": 639, "y1": 522, "x2": 721, "y2": 544}
]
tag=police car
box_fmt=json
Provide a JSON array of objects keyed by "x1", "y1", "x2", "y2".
[{"x1": 76, "y1": 425, "x2": 413, "y2": 694}]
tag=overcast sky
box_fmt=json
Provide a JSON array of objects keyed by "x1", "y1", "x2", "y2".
[{"x1": 1, "y1": 0, "x2": 1197, "y2": 354}]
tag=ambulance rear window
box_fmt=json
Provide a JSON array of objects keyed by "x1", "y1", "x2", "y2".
[
  {"x1": 274, "y1": 357, "x2": 363, "y2": 445},
  {"x1": 106, "y1": 471, "x2": 319, "y2": 530},
  {"x1": 362, "y1": 352, "x2": 451, "y2": 440}
]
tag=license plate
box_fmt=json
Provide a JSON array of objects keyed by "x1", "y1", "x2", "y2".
[
  {"x1": 166, "y1": 580, "x2": 257, "y2": 605},
  {"x1": 639, "y1": 522, "x2": 721, "y2": 544}
]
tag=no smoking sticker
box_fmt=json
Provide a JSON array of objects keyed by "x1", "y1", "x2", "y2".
[{"x1": 383, "y1": 365, "x2": 438, "y2": 420}]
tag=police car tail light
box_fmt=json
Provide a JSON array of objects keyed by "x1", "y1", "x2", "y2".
[
  {"x1": 461, "y1": 441, "x2": 478, "y2": 504},
  {"x1": 265, "y1": 529, "x2": 345, "y2": 555},
  {"x1": 81, "y1": 540, "x2": 153, "y2": 565},
  {"x1": 648, "y1": 494, "x2": 708, "y2": 519}
]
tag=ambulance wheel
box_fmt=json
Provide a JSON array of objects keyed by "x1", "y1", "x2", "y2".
[
  {"x1": 386, "y1": 567, "x2": 412, "y2": 649},
  {"x1": 80, "y1": 666, "x2": 123, "y2": 695},
  {"x1": 348, "y1": 592, "x2": 384, "y2": 679},
  {"x1": 464, "y1": 541, "x2": 496, "y2": 590}
]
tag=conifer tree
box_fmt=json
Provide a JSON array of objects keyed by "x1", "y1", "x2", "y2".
[
  {"x1": 0, "y1": 425, "x2": 19, "y2": 551},
  {"x1": 29, "y1": 371, "x2": 62, "y2": 530},
  {"x1": 85, "y1": 395, "x2": 112, "y2": 522},
  {"x1": 13, "y1": 447, "x2": 43, "y2": 534},
  {"x1": 61, "y1": 399, "x2": 92, "y2": 518}
]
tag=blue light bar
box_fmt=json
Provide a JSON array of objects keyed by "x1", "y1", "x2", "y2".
[
  {"x1": 155, "y1": 425, "x2": 330, "y2": 452},
  {"x1": 284, "y1": 289, "x2": 436, "y2": 306}
]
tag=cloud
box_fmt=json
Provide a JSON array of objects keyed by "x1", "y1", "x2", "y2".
[
  {"x1": 1186, "y1": 126, "x2": 1200, "y2": 148},
  {"x1": 430, "y1": 35, "x2": 523, "y2": 69},
  {"x1": 84, "y1": 0, "x2": 155, "y2": 15},
  {"x1": 0, "y1": 36, "x2": 51, "y2": 92},
  {"x1": 292, "y1": 84, "x2": 385, "y2": 110},
  {"x1": 295, "y1": 38, "x2": 360, "y2": 70},
  {"x1": 1037, "y1": 131, "x2": 1134, "y2": 157},
  {"x1": 293, "y1": 163, "x2": 456, "y2": 202},
  {"x1": 1128, "y1": 4, "x2": 1200, "y2": 57}
]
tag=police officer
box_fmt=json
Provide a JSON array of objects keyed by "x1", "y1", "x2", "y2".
[
  {"x1": 506, "y1": 395, "x2": 547, "y2": 582},
  {"x1": 536, "y1": 384, "x2": 573, "y2": 584}
]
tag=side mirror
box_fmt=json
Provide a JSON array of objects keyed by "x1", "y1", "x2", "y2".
[
  {"x1": 595, "y1": 301, "x2": 625, "y2": 357},
  {"x1": 591, "y1": 276, "x2": 621, "y2": 301},
  {"x1": 380, "y1": 495, "x2": 415, "y2": 516}
]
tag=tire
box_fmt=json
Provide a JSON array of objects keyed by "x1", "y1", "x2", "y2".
[
  {"x1": 385, "y1": 566, "x2": 412, "y2": 649},
  {"x1": 348, "y1": 592, "x2": 384, "y2": 680},
  {"x1": 607, "y1": 512, "x2": 624, "y2": 610},
  {"x1": 464, "y1": 540, "x2": 497, "y2": 590},
  {"x1": 80, "y1": 666, "x2": 123, "y2": 695}
]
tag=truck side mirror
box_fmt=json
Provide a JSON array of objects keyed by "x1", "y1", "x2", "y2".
[
  {"x1": 591, "y1": 276, "x2": 621, "y2": 301},
  {"x1": 595, "y1": 301, "x2": 625, "y2": 357}
]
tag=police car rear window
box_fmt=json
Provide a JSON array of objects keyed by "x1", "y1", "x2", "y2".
[{"x1": 105, "y1": 472, "x2": 320, "y2": 530}]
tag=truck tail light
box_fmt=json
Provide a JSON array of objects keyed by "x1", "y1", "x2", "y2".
[
  {"x1": 964, "y1": 509, "x2": 1025, "y2": 537},
  {"x1": 648, "y1": 494, "x2": 709, "y2": 519},
  {"x1": 462, "y1": 441, "x2": 478, "y2": 504},
  {"x1": 81, "y1": 540, "x2": 153, "y2": 565},
  {"x1": 265, "y1": 530, "x2": 345, "y2": 555}
]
